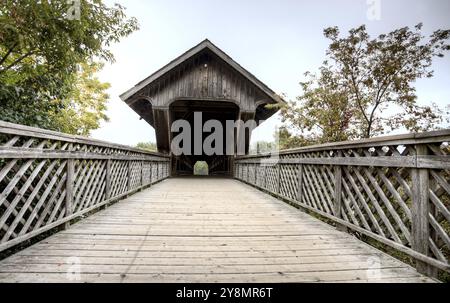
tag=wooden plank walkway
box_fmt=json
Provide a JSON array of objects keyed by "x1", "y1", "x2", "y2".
[{"x1": 0, "y1": 178, "x2": 436, "y2": 283}]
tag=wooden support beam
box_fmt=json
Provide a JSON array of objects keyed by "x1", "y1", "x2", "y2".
[
  {"x1": 247, "y1": 164, "x2": 250, "y2": 182},
  {"x1": 334, "y1": 152, "x2": 343, "y2": 218},
  {"x1": 264, "y1": 164, "x2": 268, "y2": 189},
  {"x1": 411, "y1": 144, "x2": 437, "y2": 277},
  {"x1": 297, "y1": 164, "x2": 303, "y2": 203},
  {"x1": 64, "y1": 158, "x2": 75, "y2": 229},
  {"x1": 140, "y1": 161, "x2": 144, "y2": 186},
  {"x1": 127, "y1": 161, "x2": 132, "y2": 193},
  {"x1": 156, "y1": 162, "x2": 159, "y2": 181},
  {"x1": 277, "y1": 164, "x2": 281, "y2": 194},
  {"x1": 150, "y1": 162, "x2": 153, "y2": 184},
  {"x1": 334, "y1": 159, "x2": 347, "y2": 232},
  {"x1": 105, "y1": 159, "x2": 111, "y2": 200}
]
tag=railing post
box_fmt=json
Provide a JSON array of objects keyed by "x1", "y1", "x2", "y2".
[
  {"x1": 334, "y1": 168, "x2": 342, "y2": 217},
  {"x1": 246, "y1": 164, "x2": 249, "y2": 182},
  {"x1": 263, "y1": 163, "x2": 267, "y2": 188},
  {"x1": 127, "y1": 160, "x2": 132, "y2": 193},
  {"x1": 64, "y1": 158, "x2": 75, "y2": 229},
  {"x1": 231, "y1": 157, "x2": 235, "y2": 178},
  {"x1": 296, "y1": 163, "x2": 303, "y2": 202},
  {"x1": 411, "y1": 144, "x2": 436, "y2": 277},
  {"x1": 277, "y1": 163, "x2": 281, "y2": 194},
  {"x1": 140, "y1": 160, "x2": 144, "y2": 186},
  {"x1": 156, "y1": 162, "x2": 159, "y2": 181},
  {"x1": 334, "y1": 151, "x2": 346, "y2": 232},
  {"x1": 151, "y1": 161, "x2": 155, "y2": 184},
  {"x1": 105, "y1": 159, "x2": 111, "y2": 200}
]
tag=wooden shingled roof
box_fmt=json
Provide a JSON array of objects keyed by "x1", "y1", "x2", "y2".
[{"x1": 120, "y1": 39, "x2": 285, "y2": 106}]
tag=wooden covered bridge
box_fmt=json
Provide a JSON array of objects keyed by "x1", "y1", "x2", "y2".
[{"x1": 0, "y1": 40, "x2": 449, "y2": 283}]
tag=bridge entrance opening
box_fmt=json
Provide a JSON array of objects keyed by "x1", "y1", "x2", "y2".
[
  {"x1": 193, "y1": 161, "x2": 209, "y2": 176},
  {"x1": 170, "y1": 100, "x2": 238, "y2": 176}
]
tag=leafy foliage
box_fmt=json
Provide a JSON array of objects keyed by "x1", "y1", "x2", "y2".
[
  {"x1": 275, "y1": 127, "x2": 313, "y2": 150},
  {"x1": 0, "y1": 0, "x2": 139, "y2": 133},
  {"x1": 135, "y1": 142, "x2": 157, "y2": 152},
  {"x1": 249, "y1": 128, "x2": 311, "y2": 154},
  {"x1": 280, "y1": 24, "x2": 450, "y2": 147},
  {"x1": 193, "y1": 161, "x2": 208, "y2": 176},
  {"x1": 49, "y1": 62, "x2": 110, "y2": 136},
  {"x1": 249, "y1": 140, "x2": 278, "y2": 154}
]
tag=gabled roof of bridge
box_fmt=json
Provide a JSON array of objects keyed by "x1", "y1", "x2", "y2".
[{"x1": 119, "y1": 39, "x2": 285, "y2": 105}]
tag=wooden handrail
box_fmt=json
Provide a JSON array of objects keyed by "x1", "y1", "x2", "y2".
[
  {"x1": 238, "y1": 129, "x2": 450, "y2": 158},
  {"x1": 0, "y1": 120, "x2": 169, "y2": 157},
  {"x1": 0, "y1": 121, "x2": 170, "y2": 252},
  {"x1": 234, "y1": 130, "x2": 450, "y2": 278}
]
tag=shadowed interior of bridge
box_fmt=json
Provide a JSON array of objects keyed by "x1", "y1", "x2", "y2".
[{"x1": 0, "y1": 178, "x2": 435, "y2": 283}]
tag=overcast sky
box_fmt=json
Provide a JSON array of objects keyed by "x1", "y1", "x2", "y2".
[{"x1": 91, "y1": 0, "x2": 450, "y2": 147}]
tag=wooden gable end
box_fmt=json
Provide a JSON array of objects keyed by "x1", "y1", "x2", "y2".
[{"x1": 129, "y1": 49, "x2": 273, "y2": 112}]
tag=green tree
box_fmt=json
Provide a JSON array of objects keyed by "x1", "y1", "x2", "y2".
[
  {"x1": 280, "y1": 24, "x2": 450, "y2": 145},
  {"x1": 193, "y1": 161, "x2": 208, "y2": 176},
  {"x1": 49, "y1": 61, "x2": 110, "y2": 136},
  {"x1": 135, "y1": 142, "x2": 157, "y2": 152},
  {"x1": 0, "y1": 0, "x2": 139, "y2": 132},
  {"x1": 274, "y1": 127, "x2": 312, "y2": 150},
  {"x1": 280, "y1": 68, "x2": 357, "y2": 144},
  {"x1": 249, "y1": 141, "x2": 278, "y2": 154}
]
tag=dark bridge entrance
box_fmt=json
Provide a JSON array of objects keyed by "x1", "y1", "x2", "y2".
[
  {"x1": 170, "y1": 100, "x2": 238, "y2": 175},
  {"x1": 120, "y1": 39, "x2": 284, "y2": 176}
]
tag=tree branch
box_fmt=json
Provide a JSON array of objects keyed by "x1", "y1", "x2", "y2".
[
  {"x1": 0, "y1": 50, "x2": 34, "y2": 73},
  {"x1": 349, "y1": 73, "x2": 369, "y2": 124},
  {"x1": 0, "y1": 43, "x2": 18, "y2": 67}
]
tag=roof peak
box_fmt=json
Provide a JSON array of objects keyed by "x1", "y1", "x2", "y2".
[{"x1": 120, "y1": 40, "x2": 284, "y2": 104}]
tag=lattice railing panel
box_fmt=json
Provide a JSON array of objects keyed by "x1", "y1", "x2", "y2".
[
  {"x1": 242, "y1": 164, "x2": 248, "y2": 182},
  {"x1": 302, "y1": 164, "x2": 335, "y2": 215},
  {"x1": 110, "y1": 160, "x2": 128, "y2": 198},
  {"x1": 151, "y1": 163, "x2": 158, "y2": 183},
  {"x1": 164, "y1": 162, "x2": 170, "y2": 180},
  {"x1": 341, "y1": 165, "x2": 411, "y2": 245},
  {"x1": 248, "y1": 164, "x2": 256, "y2": 184},
  {"x1": 72, "y1": 159, "x2": 106, "y2": 213},
  {"x1": 427, "y1": 142, "x2": 450, "y2": 263},
  {"x1": 256, "y1": 165, "x2": 266, "y2": 188},
  {"x1": 129, "y1": 161, "x2": 142, "y2": 190},
  {"x1": 279, "y1": 164, "x2": 299, "y2": 201},
  {"x1": 0, "y1": 158, "x2": 68, "y2": 244},
  {"x1": 142, "y1": 162, "x2": 152, "y2": 186},
  {"x1": 234, "y1": 130, "x2": 450, "y2": 275},
  {"x1": 265, "y1": 165, "x2": 278, "y2": 194},
  {"x1": 0, "y1": 121, "x2": 170, "y2": 252},
  {"x1": 157, "y1": 163, "x2": 165, "y2": 181}
]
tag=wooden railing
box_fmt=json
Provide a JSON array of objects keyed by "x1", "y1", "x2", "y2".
[
  {"x1": 234, "y1": 130, "x2": 450, "y2": 276},
  {"x1": 0, "y1": 121, "x2": 170, "y2": 252}
]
